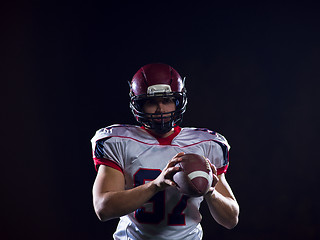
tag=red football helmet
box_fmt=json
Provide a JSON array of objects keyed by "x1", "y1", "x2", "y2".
[{"x1": 129, "y1": 63, "x2": 187, "y2": 134}]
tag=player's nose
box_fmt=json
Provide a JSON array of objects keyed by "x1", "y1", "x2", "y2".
[{"x1": 155, "y1": 102, "x2": 165, "y2": 113}]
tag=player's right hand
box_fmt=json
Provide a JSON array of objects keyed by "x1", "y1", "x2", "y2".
[
  {"x1": 205, "y1": 159, "x2": 219, "y2": 195},
  {"x1": 152, "y1": 152, "x2": 184, "y2": 191}
]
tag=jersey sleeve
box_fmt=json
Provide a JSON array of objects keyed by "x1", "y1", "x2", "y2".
[
  {"x1": 206, "y1": 133, "x2": 230, "y2": 175},
  {"x1": 91, "y1": 128, "x2": 125, "y2": 172}
]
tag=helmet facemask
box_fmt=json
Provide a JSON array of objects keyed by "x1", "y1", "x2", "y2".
[{"x1": 130, "y1": 86, "x2": 187, "y2": 134}]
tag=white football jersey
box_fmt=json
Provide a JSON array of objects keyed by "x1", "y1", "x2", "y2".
[{"x1": 91, "y1": 124, "x2": 230, "y2": 240}]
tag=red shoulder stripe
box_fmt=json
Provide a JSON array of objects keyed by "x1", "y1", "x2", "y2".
[
  {"x1": 93, "y1": 157, "x2": 123, "y2": 173},
  {"x1": 217, "y1": 164, "x2": 228, "y2": 175}
]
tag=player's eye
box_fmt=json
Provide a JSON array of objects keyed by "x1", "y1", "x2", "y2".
[
  {"x1": 162, "y1": 98, "x2": 174, "y2": 104},
  {"x1": 144, "y1": 99, "x2": 157, "y2": 106},
  {"x1": 134, "y1": 99, "x2": 148, "y2": 110}
]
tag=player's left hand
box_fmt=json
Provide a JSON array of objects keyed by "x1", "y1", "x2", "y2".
[{"x1": 205, "y1": 159, "x2": 219, "y2": 195}]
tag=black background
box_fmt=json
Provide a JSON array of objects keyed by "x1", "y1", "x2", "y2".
[{"x1": 2, "y1": 1, "x2": 320, "y2": 239}]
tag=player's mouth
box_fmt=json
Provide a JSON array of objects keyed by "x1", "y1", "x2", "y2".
[
  {"x1": 153, "y1": 118, "x2": 170, "y2": 123},
  {"x1": 153, "y1": 113, "x2": 171, "y2": 121}
]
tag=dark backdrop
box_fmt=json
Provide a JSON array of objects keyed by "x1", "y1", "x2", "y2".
[{"x1": 2, "y1": 1, "x2": 320, "y2": 239}]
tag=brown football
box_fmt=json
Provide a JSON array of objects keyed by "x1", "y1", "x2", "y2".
[{"x1": 173, "y1": 153, "x2": 213, "y2": 197}]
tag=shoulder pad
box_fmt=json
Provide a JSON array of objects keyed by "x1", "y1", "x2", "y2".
[
  {"x1": 91, "y1": 124, "x2": 139, "y2": 143},
  {"x1": 184, "y1": 127, "x2": 230, "y2": 150}
]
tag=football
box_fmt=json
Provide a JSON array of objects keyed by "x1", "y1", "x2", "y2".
[{"x1": 173, "y1": 153, "x2": 213, "y2": 197}]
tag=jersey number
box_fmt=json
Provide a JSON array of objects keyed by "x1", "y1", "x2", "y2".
[{"x1": 134, "y1": 168, "x2": 189, "y2": 225}]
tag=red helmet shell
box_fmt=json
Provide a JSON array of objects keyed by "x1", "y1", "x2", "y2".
[{"x1": 131, "y1": 63, "x2": 184, "y2": 96}]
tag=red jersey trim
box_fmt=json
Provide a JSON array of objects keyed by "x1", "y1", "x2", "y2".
[
  {"x1": 93, "y1": 157, "x2": 124, "y2": 173},
  {"x1": 95, "y1": 135, "x2": 213, "y2": 148},
  {"x1": 217, "y1": 164, "x2": 228, "y2": 175},
  {"x1": 141, "y1": 126, "x2": 182, "y2": 145}
]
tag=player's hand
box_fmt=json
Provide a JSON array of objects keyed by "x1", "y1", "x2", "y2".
[
  {"x1": 152, "y1": 152, "x2": 184, "y2": 191},
  {"x1": 205, "y1": 159, "x2": 219, "y2": 194}
]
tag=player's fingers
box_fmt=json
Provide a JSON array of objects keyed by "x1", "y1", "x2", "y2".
[
  {"x1": 174, "y1": 152, "x2": 185, "y2": 158},
  {"x1": 206, "y1": 159, "x2": 217, "y2": 175},
  {"x1": 167, "y1": 154, "x2": 183, "y2": 167},
  {"x1": 165, "y1": 166, "x2": 181, "y2": 178},
  {"x1": 212, "y1": 174, "x2": 219, "y2": 187},
  {"x1": 207, "y1": 175, "x2": 219, "y2": 194},
  {"x1": 163, "y1": 178, "x2": 178, "y2": 186},
  {"x1": 212, "y1": 164, "x2": 217, "y2": 176}
]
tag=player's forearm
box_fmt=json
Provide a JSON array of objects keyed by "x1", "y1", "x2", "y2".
[
  {"x1": 94, "y1": 181, "x2": 159, "y2": 221},
  {"x1": 204, "y1": 190, "x2": 239, "y2": 229}
]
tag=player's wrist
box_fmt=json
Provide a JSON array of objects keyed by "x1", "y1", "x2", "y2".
[
  {"x1": 204, "y1": 187, "x2": 218, "y2": 200},
  {"x1": 149, "y1": 179, "x2": 163, "y2": 193}
]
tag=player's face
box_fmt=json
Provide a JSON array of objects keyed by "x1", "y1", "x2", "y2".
[{"x1": 143, "y1": 97, "x2": 176, "y2": 122}]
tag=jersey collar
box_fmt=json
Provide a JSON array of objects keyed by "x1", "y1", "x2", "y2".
[{"x1": 141, "y1": 126, "x2": 181, "y2": 145}]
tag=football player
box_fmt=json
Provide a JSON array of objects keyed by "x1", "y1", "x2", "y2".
[{"x1": 91, "y1": 63, "x2": 239, "y2": 239}]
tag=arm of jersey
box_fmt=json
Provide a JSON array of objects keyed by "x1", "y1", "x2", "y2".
[
  {"x1": 204, "y1": 173, "x2": 239, "y2": 229},
  {"x1": 92, "y1": 153, "x2": 184, "y2": 222}
]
